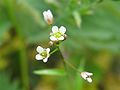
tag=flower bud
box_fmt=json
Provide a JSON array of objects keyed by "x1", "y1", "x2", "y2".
[
  {"x1": 43, "y1": 10, "x2": 53, "y2": 25},
  {"x1": 80, "y1": 72, "x2": 93, "y2": 83},
  {"x1": 49, "y1": 41, "x2": 54, "y2": 46}
]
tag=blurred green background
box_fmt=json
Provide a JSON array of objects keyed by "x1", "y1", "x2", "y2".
[{"x1": 0, "y1": 0, "x2": 120, "y2": 90}]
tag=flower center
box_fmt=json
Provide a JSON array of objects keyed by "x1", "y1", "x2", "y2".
[
  {"x1": 54, "y1": 32, "x2": 62, "y2": 38},
  {"x1": 40, "y1": 50, "x2": 47, "y2": 58}
]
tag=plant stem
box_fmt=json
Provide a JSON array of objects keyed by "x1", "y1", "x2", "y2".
[
  {"x1": 50, "y1": 48, "x2": 59, "y2": 55},
  {"x1": 50, "y1": 45, "x2": 86, "y2": 73},
  {"x1": 58, "y1": 47, "x2": 74, "y2": 90},
  {"x1": 63, "y1": 58, "x2": 81, "y2": 73},
  {"x1": 58, "y1": 46, "x2": 87, "y2": 90},
  {"x1": 58, "y1": 47, "x2": 81, "y2": 73}
]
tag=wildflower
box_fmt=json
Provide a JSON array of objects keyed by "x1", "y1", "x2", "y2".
[
  {"x1": 43, "y1": 10, "x2": 53, "y2": 25},
  {"x1": 80, "y1": 72, "x2": 93, "y2": 83},
  {"x1": 50, "y1": 26, "x2": 66, "y2": 41},
  {"x1": 35, "y1": 46, "x2": 50, "y2": 63}
]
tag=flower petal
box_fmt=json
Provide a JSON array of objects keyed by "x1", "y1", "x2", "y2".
[
  {"x1": 43, "y1": 57, "x2": 48, "y2": 63},
  {"x1": 43, "y1": 11, "x2": 47, "y2": 17},
  {"x1": 81, "y1": 72, "x2": 87, "y2": 80},
  {"x1": 58, "y1": 36, "x2": 64, "y2": 40},
  {"x1": 47, "y1": 10, "x2": 53, "y2": 18},
  {"x1": 35, "y1": 54, "x2": 43, "y2": 60},
  {"x1": 50, "y1": 32, "x2": 53, "y2": 35},
  {"x1": 86, "y1": 77, "x2": 92, "y2": 83},
  {"x1": 52, "y1": 26, "x2": 58, "y2": 33},
  {"x1": 50, "y1": 36, "x2": 57, "y2": 41},
  {"x1": 36, "y1": 46, "x2": 44, "y2": 53},
  {"x1": 85, "y1": 72, "x2": 93, "y2": 76},
  {"x1": 46, "y1": 48, "x2": 50, "y2": 53},
  {"x1": 59, "y1": 26, "x2": 66, "y2": 34},
  {"x1": 43, "y1": 11, "x2": 47, "y2": 20}
]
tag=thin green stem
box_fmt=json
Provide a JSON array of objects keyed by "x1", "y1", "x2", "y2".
[
  {"x1": 58, "y1": 47, "x2": 74, "y2": 90},
  {"x1": 50, "y1": 48, "x2": 59, "y2": 55},
  {"x1": 63, "y1": 58, "x2": 81, "y2": 73},
  {"x1": 58, "y1": 46, "x2": 87, "y2": 90},
  {"x1": 58, "y1": 47, "x2": 81, "y2": 73},
  {"x1": 75, "y1": 58, "x2": 86, "y2": 90}
]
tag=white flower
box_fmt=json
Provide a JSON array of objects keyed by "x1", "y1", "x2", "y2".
[
  {"x1": 35, "y1": 46, "x2": 50, "y2": 63},
  {"x1": 43, "y1": 10, "x2": 53, "y2": 25},
  {"x1": 80, "y1": 72, "x2": 93, "y2": 83},
  {"x1": 50, "y1": 26, "x2": 66, "y2": 41}
]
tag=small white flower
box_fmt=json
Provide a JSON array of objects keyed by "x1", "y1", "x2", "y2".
[
  {"x1": 43, "y1": 10, "x2": 53, "y2": 25},
  {"x1": 50, "y1": 26, "x2": 66, "y2": 41},
  {"x1": 80, "y1": 72, "x2": 93, "y2": 83},
  {"x1": 35, "y1": 46, "x2": 50, "y2": 63}
]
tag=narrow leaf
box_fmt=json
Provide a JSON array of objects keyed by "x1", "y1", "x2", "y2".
[
  {"x1": 73, "y1": 10, "x2": 82, "y2": 28},
  {"x1": 34, "y1": 69, "x2": 66, "y2": 76}
]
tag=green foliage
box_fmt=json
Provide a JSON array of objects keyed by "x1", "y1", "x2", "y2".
[
  {"x1": 1, "y1": 0, "x2": 120, "y2": 52},
  {"x1": 0, "y1": 73, "x2": 19, "y2": 90},
  {"x1": 0, "y1": 4, "x2": 11, "y2": 42},
  {"x1": 0, "y1": 0, "x2": 120, "y2": 90}
]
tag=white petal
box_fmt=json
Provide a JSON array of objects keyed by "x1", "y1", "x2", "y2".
[
  {"x1": 81, "y1": 72, "x2": 87, "y2": 80},
  {"x1": 46, "y1": 48, "x2": 50, "y2": 53},
  {"x1": 86, "y1": 72, "x2": 93, "y2": 76},
  {"x1": 43, "y1": 57, "x2": 48, "y2": 63},
  {"x1": 50, "y1": 32, "x2": 53, "y2": 35},
  {"x1": 35, "y1": 54, "x2": 43, "y2": 60},
  {"x1": 50, "y1": 36, "x2": 57, "y2": 41},
  {"x1": 58, "y1": 36, "x2": 64, "y2": 40},
  {"x1": 52, "y1": 26, "x2": 58, "y2": 33},
  {"x1": 59, "y1": 26, "x2": 66, "y2": 34},
  {"x1": 47, "y1": 10, "x2": 53, "y2": 18},
  {"x1": 43, "y1": 11, "x2": 47, "y2": 17},
  {"x1": 36, "y1": 46, "x2": 44, "y2": 53},
  {"x1": 43, "y1": 11, "x2": 47, "y2": 19},
  {"x1": 86, "y1": 77, "x2": 92, "y2": 83}
]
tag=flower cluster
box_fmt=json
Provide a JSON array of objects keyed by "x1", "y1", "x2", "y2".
[
  {"x1": 35, "y1": 10, "x2": 67, "y2": 63},
  {"x1": 35, "y1": 9, "x2": 93, "y2": 83}
]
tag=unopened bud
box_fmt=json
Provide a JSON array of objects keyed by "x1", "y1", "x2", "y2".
[
  {"x1": 80, "y1": 72, "x2": 93, "y2": 83},
  {"x1": 43, "y1": 10, "x2": 53, "y2": 25},
  {"x1": 49, "y1": 41, "x2": 54, "y2": 46}
]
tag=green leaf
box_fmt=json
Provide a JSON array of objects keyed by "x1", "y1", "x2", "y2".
[
  {"x1": 73, "y1": 10, "x2": 82, "y2": 28},
  {"x1": 34, "y1": 69, "x2": 66, "y2": 76}
]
